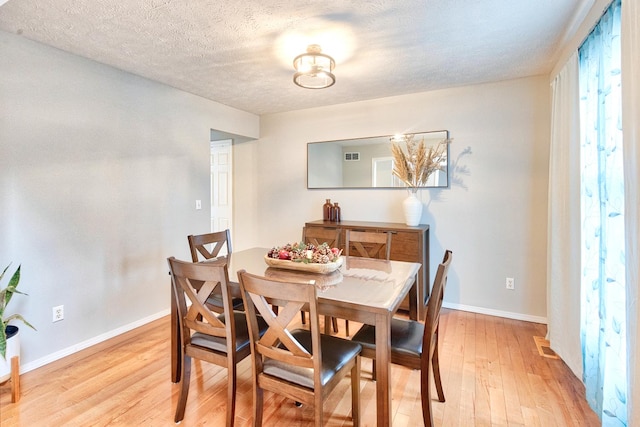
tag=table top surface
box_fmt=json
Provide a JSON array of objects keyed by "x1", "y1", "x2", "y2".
[{"x1": 207, "y1": 247, "x2": 420, "y2": 313}]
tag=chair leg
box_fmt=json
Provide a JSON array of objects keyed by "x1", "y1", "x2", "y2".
[
  {"x1": 227, "y1": 360, "x2": 237, "y2": 427},
  {"x1": 432, "y1": 337, "x2": 445, "y2": 402},
  {"x1": 301, "y1": 310, "x2": 306, "y2": 325},
  {"x1": 323, "y1": 315, "x2": 338, "y2": 334},
  {"x1": 371, "y1": 359, "x2": 377, "y2": 381},
  {"x1": 314, "y1": 389, "x2": 324, "y2": 427},
  {"x1": 253, "y1": 384, "x2": 264, "y2": 427},
  {"x1": 175, "y1": 355, "x2": 192, "y2": 423},
  {"x1": 345, "y1": 320, "x2": 350, "y2": 337},
  {"x1": 351, "y1": 356, "x2": 361, "y2": 426},
  {"x1": 420, "y1": 361, "x2": 434, "y2": 427}
]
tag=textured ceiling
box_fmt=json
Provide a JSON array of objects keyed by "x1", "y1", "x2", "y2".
[{"x1": 0, "y1": 0, "x2": 593, "y2": 115}]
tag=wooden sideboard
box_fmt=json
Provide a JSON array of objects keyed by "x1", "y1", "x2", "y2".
[{"x1": 305, "y1": 220, "x2": 429, "y2": 320}]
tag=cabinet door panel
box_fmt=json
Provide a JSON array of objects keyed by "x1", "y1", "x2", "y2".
[{"x1": 389, "y1": 232, "x2": 420, "y2": 261}]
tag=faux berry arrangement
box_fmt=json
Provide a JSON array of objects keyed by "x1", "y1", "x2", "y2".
[{"x1": 267, "y1": 242, "x2": 342, "y2": 264}]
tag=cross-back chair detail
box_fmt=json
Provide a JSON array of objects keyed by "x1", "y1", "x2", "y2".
[
  {"x1": 168, "y1": 257, "x2": 266, "y2": 426},
  {"x1": 341, "y1": 229, "x2": 392, "y2": 336},
  {"x1": 351, "y1": 249, "x2": 452, "y2": 427},
  {"x1": 187, "y1": 230, "x2": 243, "y2": 312},
  {"x1": 302, "y1": 226, "x2": 341, "y2": 248},
  {"x1": 188, "y1": 229, "x2": 232, "y2": 262},
  {"x1": 238, "y1": 269, "x2": 361, "y2": 427},
  {"x1": 300, "y1": 226, "x2": 342, "y2": 332},
  {"x1": 345, "y1": 229, "x2": 392, "y2": 260}
]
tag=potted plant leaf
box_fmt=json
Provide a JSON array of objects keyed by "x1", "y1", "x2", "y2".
[{"x1": 1, "y1": 264, "x2": 36, "y2": 382}]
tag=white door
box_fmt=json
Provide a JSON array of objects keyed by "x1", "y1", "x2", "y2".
[{"x1": 210, "y1": 140, "x2": 233, "y2": 236}]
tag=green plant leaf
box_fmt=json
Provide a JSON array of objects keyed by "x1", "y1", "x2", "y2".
[{"x1": 1, "y1": 264, "x2": 35, "y2": 360}]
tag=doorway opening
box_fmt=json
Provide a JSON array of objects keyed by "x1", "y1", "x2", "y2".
[{"x1": 210, "y1": 139, "x2": 233, "y2": 235}]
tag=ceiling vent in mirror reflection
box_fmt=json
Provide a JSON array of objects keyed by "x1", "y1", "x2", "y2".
[
  {"x1": 308, "y1": 130, "x2": 450, "y2": 189},
  {"x1": 344, "y1": 152, "x2": 360, "y2": 161}
]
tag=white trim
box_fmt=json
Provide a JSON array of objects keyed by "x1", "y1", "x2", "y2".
[
  {"x1": 18, "y1": 303, "x2": 546, "y2": 374},
  {"x1": 443, "y1": 302, "x2": 547, "y2": 324},
  {"x1": 20, "y1": 309, "x2": 170, "y2": 374}
]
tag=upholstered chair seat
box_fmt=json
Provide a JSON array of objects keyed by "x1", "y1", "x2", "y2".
[{"x1": 263, "y1": 329, "x2": 362, "y2": 388}]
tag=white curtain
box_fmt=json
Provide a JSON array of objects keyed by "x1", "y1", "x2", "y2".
[
  {"x1": 621, "y1": 0, "x2": 640, "y2": 424},
  {"x1": 547, "y1": 52, "x2": 583, "y2": 378}
]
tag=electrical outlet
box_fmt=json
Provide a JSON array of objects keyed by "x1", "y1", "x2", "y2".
[
  {"x1": 53, "y1": 305, "x2": 64, "y2": 322},
  {"x1": 195, "y1": 200, "x2": 202, "y2": 210},
  {"x1": 506, "y1": 277, "x2": 515, "y2": 290}
]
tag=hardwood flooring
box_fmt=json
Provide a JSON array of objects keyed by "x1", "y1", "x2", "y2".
[{"x1": 0, "y1": 309, "x2": 600, "y2": 426}]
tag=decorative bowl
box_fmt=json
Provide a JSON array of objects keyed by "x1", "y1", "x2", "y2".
[{"x1": 263, "y1": 255, "x2": 344, "y2": 274}]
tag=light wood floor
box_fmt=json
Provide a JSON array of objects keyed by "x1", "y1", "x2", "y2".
[{"x1": 0, "y1": 309, "x2": 599, "y2": 426}]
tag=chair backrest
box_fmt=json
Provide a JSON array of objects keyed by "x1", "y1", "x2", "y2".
[
  {"x1": 168, "y1": 257, "x2": 237, "y2": 352},
  {"x1": 237, "y1": 270, "x2": 323, "y2": 386},
  {"x1": 302, "y1": 226, "x2": 340, "y2": 248},
  {"x1": 421, "y1": 250, "x2": 452, "y2": 360},
  {"x1": 345, "y1": 229, "x2": 392, "y2": 260},
  {"x1": 187, "y1": 229, "x2": 232, "y2": 262}
]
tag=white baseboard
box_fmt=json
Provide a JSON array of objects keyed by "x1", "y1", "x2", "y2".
[
  {"x1": 19, "y1": 304, "x2": 545, "y2": 375},
  {"x1": 443, "y1": 302, "x2": 547, "y2": 324},
  {"x1": 20, "y1": 309, "x2": 171, "y2": 375}
]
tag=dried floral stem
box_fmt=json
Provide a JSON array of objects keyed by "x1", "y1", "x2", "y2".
[{"x1": 391, "y1": 134, "x2": 449, "y2": 188}]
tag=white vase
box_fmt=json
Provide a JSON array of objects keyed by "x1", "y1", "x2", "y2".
[
  {"x1": 0, "y1": 326, "x2": 20, "y2": 383},
  {"x1": 402, "y1": 190, "x2": 423, "y2": 226}
]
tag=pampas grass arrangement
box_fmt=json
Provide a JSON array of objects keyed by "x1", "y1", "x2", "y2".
[{"x1": 391, "y1": 134, "x2": 449, "y2": 189}]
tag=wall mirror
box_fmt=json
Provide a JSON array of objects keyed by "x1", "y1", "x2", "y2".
[{"x1": 307, "y1": 130, "x2": 449, "y2": 189}]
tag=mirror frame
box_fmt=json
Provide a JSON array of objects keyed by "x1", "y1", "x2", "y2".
[{"x1": 307, "y1": 130, "x2": 450, "y2": 189}]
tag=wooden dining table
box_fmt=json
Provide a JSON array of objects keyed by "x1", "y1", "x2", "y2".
[{"x1": 170, "y1": 247, "x2": 421, "y2": 427}]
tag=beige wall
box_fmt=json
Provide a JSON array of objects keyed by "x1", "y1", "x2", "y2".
[
  {"x1": 234, "y1": 76, "x2": 551, "y2": 321},
  {"x1": 0, "y1": 30, "x2": 259, "y2": 370}
]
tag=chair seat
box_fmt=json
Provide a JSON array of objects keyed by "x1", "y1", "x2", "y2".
[
  {"x1": 263, "y1": 329, "x2": 361, "y2": 388},
  {"x1": 351, "y1": 318, "x2": 424, "y2": 358},
  {"x1": 191, "y1": 311, "x2": 267, "y2": 354},
  {"x1": 206, "y1": 294, "x2": 244, "y2": 311}
]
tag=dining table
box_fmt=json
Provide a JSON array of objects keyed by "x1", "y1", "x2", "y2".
[{"x1": 170, "y1": 247, "x2": 421, "y2": 427}]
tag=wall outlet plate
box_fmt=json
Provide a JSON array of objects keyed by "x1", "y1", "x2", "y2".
[
  {"x1": 506, "y1": 277, "x2": 515, "y2": 290},
  {"x1": 53, "y1": 305, "x2": 64, "y2": 322}
]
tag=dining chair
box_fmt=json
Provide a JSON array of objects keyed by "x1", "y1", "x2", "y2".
[
  {"x1": 300, "y1": 226, "x2": 341, "y2": 332},
  {"x1": 237, "y1": 269, "x2": 362, "y2": 427},
  {"x1": 350, "y1": 249, "x2": 452, "y2": 427},
  {"x1": 188, "y1": 229, "x2": 232, "y2": 260},
  {"x1": 167, "y1": 257, "x2": 267, "y2": 426},
  {"x1": 187, "y1": 230, "x2": 244, "y2": 312},
  {"x1": 341, "y1": 229, "x2": 393, "y2": 335},
  {"x1": 344, "y1": 229, "x2": 392, "y2": 260}
]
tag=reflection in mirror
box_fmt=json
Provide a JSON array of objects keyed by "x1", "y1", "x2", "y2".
[{"x1": 307, "y1": 130, "x2": 449, "y2": 189}]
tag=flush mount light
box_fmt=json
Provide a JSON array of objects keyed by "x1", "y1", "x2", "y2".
[{"x1": 293, "y1": 44, "x2": 336, "y2": 89}]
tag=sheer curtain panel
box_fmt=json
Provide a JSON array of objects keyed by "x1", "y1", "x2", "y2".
[{"x1": 579, "y1": 0, "x2": 627, "y2": 424}]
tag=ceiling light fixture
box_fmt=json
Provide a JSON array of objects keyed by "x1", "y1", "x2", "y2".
[{"x1": 293, "y1": 44, "x2": 336, "y2": 89}]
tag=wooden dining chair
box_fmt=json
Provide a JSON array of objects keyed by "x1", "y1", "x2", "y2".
[
  {"x1": 187, "y1": 230, "x2": 243, "y2": 312},
  {"x1": 344, "y1": 229, "x2": 392, "y2": 260},
  {"x1": 237, "y1": 269, "x2": 362, "y2": 427},
  {"x1": 302, "y1": 226, "x2": 341, "y2": 248},
  {"x1": 351, "y1": 249, "x2": 452, "y2": 427},
  {"x1": 188, "y1": 229, "x2": 232, "y2": 260},
  {"x1": 341, "y1": 229, "x2": 393, "y2": 335},
  {"x1": 300, "y1": 226, "x2": 341, "y2": 332},
  {"x1": 167, "y1": 257, "x2": 268, "y2": 426}
]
